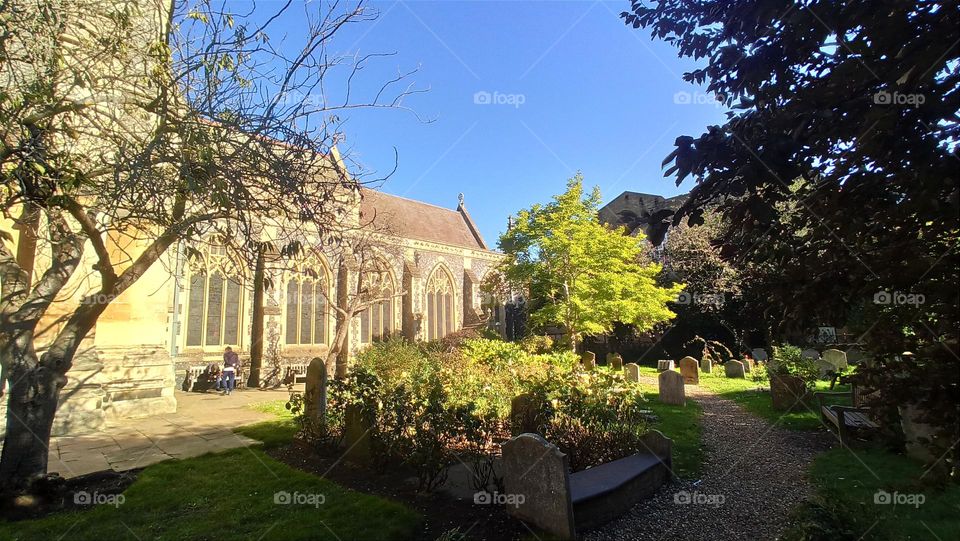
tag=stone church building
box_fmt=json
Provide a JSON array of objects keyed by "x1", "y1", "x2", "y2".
[{"x1": 2, "y1": 183, "x2": 502, "y2": 437}]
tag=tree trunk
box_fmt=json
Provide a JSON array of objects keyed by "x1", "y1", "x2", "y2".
[
  {"x1": 246, "y1": 250, "x2": 265, "y2": 388},
  {"x1": 0, "y1": 350, "x2": 65, "y2": 491}
]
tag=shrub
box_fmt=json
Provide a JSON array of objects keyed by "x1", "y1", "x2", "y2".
[
  {"x1": 519, "y1": 334, "x2": 554, "y2": 354},
  {"x1": 771, "y1": 343, "x2": 819, "y2": 384}
]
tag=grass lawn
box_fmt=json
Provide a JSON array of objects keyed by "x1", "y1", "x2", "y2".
[
  {"x1": 0, "y1": 448, "x2": 422, "y2": 541},
  {"x1": 235, "y1": 399, "x2": 298, "y2": 449},
  {"x1": 637, "y1": 365, "x2": 847, "y2": 431},
  {"x1": 785, "y1": 447, "x2": 960, "y2": 540},
  {"x1": 642, "y1": 392, "x2": 704, "y2": 479}
]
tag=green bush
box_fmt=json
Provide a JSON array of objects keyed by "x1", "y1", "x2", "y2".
[{"x1": 771, "y1": 343, "x2": 819, "y2": 384}]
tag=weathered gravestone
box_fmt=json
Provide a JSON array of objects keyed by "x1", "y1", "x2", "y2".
[
  {"x1": 822, "y1": 349, "x2": 847, "y2": 370},
  {"x1": 678, "y1": 356, "x2": 699, "y2": 385},
  {"x1": 801, "y1": 349, "x2": 820, "y2": 360},
  {"x1": 581, "y1": 351, "x2": 596, "y2": 371},
  {"x1": 742, "y1": 358, "x2": 754, "y2": 373},
  {"x1": 699, "y1": 358, "x2": 712, "y2": 374},
  {"x1": 305, "y1": 356, "x2": 328, "y2": 420},
  {"x1": 607, "y1": 352, "x2": 624, "y2": 371},
  {"x1": 770, "y1": 373, "x2": 807, "y2": 411},
  {"x1": 658, "y1": 370, "x2": 685, "y2": 405},
  {"x1": 724, "y1": 360, "x2": 745, "y2": 379},
  {"x1": 657, "y1": 359, "x2": 674, "y2": 372},
  {"x1": 845, "y1": 348, "x2": 865, "y2": 365},
  {"x1": 624, "y1": 363, "x2": 640, "y2": 383},
  {"x1": 501, "y1": 433, "x2": 576, "y2": 540},
  {"x1": 751, "y1": 348, "x2": 769, "y2": 363},
  {"x1": 343, "y1": 403, "x2": 373, "y2": 464},
  {"x1": 510, "y1": 393, "x2": 545, "y2": 436}
]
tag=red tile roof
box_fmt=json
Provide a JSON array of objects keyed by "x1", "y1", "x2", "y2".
[{"x1": 359, "y1": 188, "x2": 489, "y2": 250}]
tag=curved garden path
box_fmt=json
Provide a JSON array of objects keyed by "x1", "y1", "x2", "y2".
[{"x1": 586, "y1": 383, "x2": 833, "y2": 541}]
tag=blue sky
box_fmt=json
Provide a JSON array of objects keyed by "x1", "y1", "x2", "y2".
[{"x1": 274, "y1": 1, "x2": 729, "y2": 246}]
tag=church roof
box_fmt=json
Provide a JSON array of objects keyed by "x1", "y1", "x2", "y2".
[{"x1": 359, "y1": 188, "x2": 490, "y2": 251}]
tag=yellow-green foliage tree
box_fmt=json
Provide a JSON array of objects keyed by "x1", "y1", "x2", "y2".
[{"x1": 497, "y1": 174, "x2": 683, "y2": 349}]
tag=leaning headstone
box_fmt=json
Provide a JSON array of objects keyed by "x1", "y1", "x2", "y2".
[
  {"x1": 742, "y1": 358, "x2": 754, "y2": 373},
  {"x1": 501, "y1": 433, "x2": 576, "y2": 540},
  {"x1": 343, "y1": 404, "x2": 372, "y2": 464},
  {"x1": 607, "y1": 352, "x2": 624, "y2": 371},
  {"x1": 658, "y1": 370, "x2": 685, "y2": 405},
  {"x1": 510, "y1": 393, "x2": 544, "y2": 436},
  {"x1": 624, "y1": 363, "x2": 640, "y2": 383},
  {"x1": 581, "y1": 351, "x2": 596, "y2": 370},
  {"x1": 678, "y1": 356, "x2": 699, "y2": 385},
  {"x1": 801, "y1": 348, "x2": 820, "y2": 360},
  {"x1": 305, "y1": 356, "x2": 327, "y2": 420},
  {"x1": 657, "y1": 359, "x2": 675, "y2": 372},
  {"x1": 699, "y1": 358, "x2": 712, "y2": 374},
  {"x1": 816, "y1": 359, "x2": 836, "y2": 378},
  {"x1": 724, "y1": 360, "x2": 745, "y2": 379},
  {"x1": 751, "y1": 348, "x2": 769, "y2": 362},
  {"x1": 822, "y1": 349, "x2": 847, "y2": 370}
]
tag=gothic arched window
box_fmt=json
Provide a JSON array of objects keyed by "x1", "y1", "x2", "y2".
[
  {"x1": 285, "y1": 256, "x2": 330, "y2": 346},
  {"x1": 425, "y1": 266, "x2": 456, "y2": 341},
  {"x1": 185, "y1": 245, "x2": 244, "y2": 348},
  {"x1": 359, "y1": 261, "x2": 396, "y2": 344}
]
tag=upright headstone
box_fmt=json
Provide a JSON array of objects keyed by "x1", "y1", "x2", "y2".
[
  {"x1": 510, "y1": 393, "x2": 544, "y2": 436},
  {"x1": 343, "y1": 404, "x2": 372, "y2": 464},
  {"x1": 724, "y1": 360, "x2": 745, "y2": 379},
  {"x1": 501, "y1": 434, "x2": 576, "y2": 540},
  {"x1": 816, "y1": 359, "x2": 835, "y2": 378},
  {"x1": 700, "y1": 358, "x2": 712, "y2": 374},
  {"x1": 751, "y1": 348, "x2": 769, "y2": 363},
  {"x1": 624, "y1": 363, "x2": 640, "y2": 383},
  {"x1": 607, "y1": 352, "x2": 624, "y2": 371},
  {"x1": 305, "y1": 356, "x2": 328, "y2": 421},
  {"x1": 801, "y1": 349, "x2": 820, "y2": 360},
  {"x1": 581, "y1": 351, "x2": 596, "y2": 371},
  {"x1": 742, "y1": 358, "x2": 754, "y2": 373},
  {"x1": 657, "y1": 359, "x2": 675, "y2": 372},
  {"x1": 678, "y1": 356, "x2": 699, "y2": 385},
  {"x1": 658, "y1": 370, "x2": 685, "y2": 405},
  {"x1": 845, "y1": 348, "x2": 865, "y2": 365},
  {"x1": 822, "y1": 349, "x2": 847, "y2": 370},
  {"x1": 770, "y1": 373, "x2": 807, "y2": 411}
]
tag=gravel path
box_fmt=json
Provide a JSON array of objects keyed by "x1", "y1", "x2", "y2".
[{"x1": 586, "y1": 385, "x2": 833, "y2": 541}]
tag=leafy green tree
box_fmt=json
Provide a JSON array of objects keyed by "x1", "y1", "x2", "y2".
[
  {"x1": 497, "y1": 175, "x2": 682, "y2": 350},
  {"x1": 623, "y1": 1, "x2": 958, "y2": 468}
]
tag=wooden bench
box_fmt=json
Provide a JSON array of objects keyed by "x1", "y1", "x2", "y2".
[
  {"x1": 816, "y1": 385, "x2": 879, "y2": 445},
  {"x1": 185, "y1": 365, "x2": 246, "y2": 392},
  {"x1": 501, "y1": 431, "x2": 672, "y2": 539},
  {"x1": 283, "y1": 363, "x2": 308, "y2": 384}
]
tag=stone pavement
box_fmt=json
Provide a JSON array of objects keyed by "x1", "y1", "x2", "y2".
[{"x1": 47, "y1": 388, "x2": 295, "y2": 479}]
